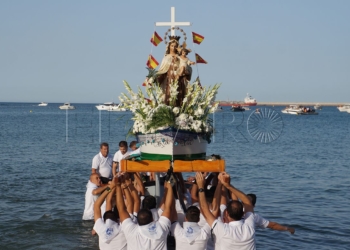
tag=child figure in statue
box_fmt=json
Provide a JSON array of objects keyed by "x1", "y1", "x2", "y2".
[{"x1": 177, "y1": 43, "x2": 195, "y2": 82}]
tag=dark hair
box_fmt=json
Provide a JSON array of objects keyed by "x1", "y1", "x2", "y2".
[
  {"x1": 103, "y1": 209, "x2": 119, "y2": 223},
  {"x1": 100, "y1": 142, "x2": 109, "y2": 149},
  {"x1": 142, "y1": 195, "x2": 157, "y2": 210},
  {"x1": 129, "y1": 141, "x2": 137, "y2": 148},
  {"x1": 205, "y1": 186, "x2": 216, "y2": 203},
  {"x1": 247, "y1": 193, "x2": 257, "y2": 206},
  {"x1": 185, "y1": 206, "x2": 200, "y2": 223},
  {"x1": 119, "y1": 141, "x2": 128, "y2": 148},
  {"x1": 226, "y1": 200, "x2": 244, "y2": 221},
  {"x1": 137, "y1": 208, "x2": 153, "y2": 226}
]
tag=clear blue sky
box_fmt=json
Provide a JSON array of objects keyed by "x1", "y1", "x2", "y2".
[{"x1": 1, "y1": 0, "x2": 349, "y2": 103}]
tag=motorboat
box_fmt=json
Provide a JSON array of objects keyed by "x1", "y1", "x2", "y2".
[
  {"x1": 96, "y1": 102, "x2": 127, "y2": 111},
  {"x1": 231, "y1": 105, "x2": 245, "y2": 112},
  {"x1": 59, "y1": 103, "x2": 75, "y2": 110},
  {"x1": 38, "y1": 102, "x2": 48, "y2": 106},
  {"x1": 108, "y1": 103, "x2": 127, "y2": 112},
  {"x1": 297, "y1": 108, "x2": 318, "y2": 115},
  {"x1": 281, "y1": 105, "x2": 303, "y2": 115},
  {"x1": 243, "y1": 93, "x2": 257, "y2": 106},
  {"x1": 95, "y1": 102, "x2": 116, "y2": 111},
  {"x1": 337, "y1": 105, "x2": 350, "y2": 112}
]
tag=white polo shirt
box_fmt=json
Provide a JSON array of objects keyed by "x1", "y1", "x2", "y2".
[
  {"x1": 93, "y1": 218, "x2": 127, "y2": 250},
  {"x1": 171, "y1": 221, "x2": 210, "y2": 250},
  {"x1": 121, "y1": 216, "x2": 171, "y2": 250},
  {"x1": 212, "y1": 212, "x2": 256, "y2": 250},
  {"x1": 92, "y1": 152, "x2": 113, "y2": 178},
  {"x1": 253, "y1": 213, "x2": 269, "y2": 228}
]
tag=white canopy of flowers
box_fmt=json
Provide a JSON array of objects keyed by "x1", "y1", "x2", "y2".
[{"x1": 119, "y1": 80, "x2": 220, "y2": 135}]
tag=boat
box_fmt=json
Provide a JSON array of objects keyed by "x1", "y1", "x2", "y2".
[
  {"x1": 281, "y1": 105, "x2": 303, "y2": 115},
  {"x1": 297, "y1": 108, "x2": 318, "y2": 115},
  {"x1": 219, "y1": 93, "x2": 257, "y2": 107},
  {"x1": 337, "y1": 105, "x2": 350, "y2": 112},
  {"x1": 108, "y1": 103, "x2": 127, "y2": 112},
  {"x1": 38, "y1": 102, "x2": 48, "y2": 106},
  {"x1": 95, "y1": 102, "x2": 116, "y2": 111},
  {"x1": 231, "y1": 105, "x2": 245, "y2": 112},
  {"x1": 243, "y1": 93, "x2": 257, "y2": 106},
  {"x1": 59, "y1": 103, "x2": 75, "y2": 110},
  {"x1": 96, "y1": 102, "x2": 128, "y2": 111},
  {"x1": 314, "y1": 103, "x2": 322, "y2": 110}
]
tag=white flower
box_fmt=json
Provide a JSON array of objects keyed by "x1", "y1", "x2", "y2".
[
  {"x1": 149, "y1": 77, "x2": 154, "y2": 84},
  {"x1": 173, "y1": 107, "x2": 179, "y2": 115}
]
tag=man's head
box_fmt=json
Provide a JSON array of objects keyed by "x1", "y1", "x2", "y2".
[
  {"x1": 103, "y1": 209, "x2": 119, "y2": 223},
  {"x1": 224, "y1": 200, "x2": 244, "y2": 221},
  {"x1": 185, "y1": 206, "x2": 200, "y2": 223},
  {"x1": 129, "y1": 141, "x2": 138, "y2": 151},
  {"x1": 90, "y1": 173, "x2": 101, "y2": 186},
  {"x1": 137, "y1": 208, "x2": 153, "y2": 226},
  {"x1": 118, "y1": 141, "x2": 128, "y2": 155},
  {"x1": 247, "y1": 193, "x2": 257, "y2": 207},
  {"x1": 100, "y1": 142, "x2": 109, "y2": 157},
  {"x1": 142, "y1": 195, "x2": 157, "y2": 210}
]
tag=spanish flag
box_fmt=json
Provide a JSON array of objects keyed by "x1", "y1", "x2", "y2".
[
  {"x1": 195, "y1": 53, "x2": 207, "y2": 64},
  {"x1": 150, "y1": 32, "x2": 163, "y2": 46},
  {"x1": 192, "y1": 32, "x2": 204, "y2": 44},
  {"x1": 146, "y1": 55, "x2": 159, "y2": 69}
]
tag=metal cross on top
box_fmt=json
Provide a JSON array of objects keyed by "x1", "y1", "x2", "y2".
[{"x1": 155, "y1": 7, "x2": 191, "y2": 36}]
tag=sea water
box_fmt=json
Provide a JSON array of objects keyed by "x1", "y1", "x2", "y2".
[{"x1": 0, "y1": 103, "x2": 349, "y2": 249}]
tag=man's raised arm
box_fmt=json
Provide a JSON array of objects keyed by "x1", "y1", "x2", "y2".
[
  {"x1": 115, "y1": 175, "x2": 131, "y2": 223},
  {"x1": 218, "y1": 172, "x2": 254, "y2": 213},
  {"x1": 196, "y1": 172, "x2": 217, "y2": 227},
  {"x1": 161, "y1": 180, "x2": 174, "y2": 220}
]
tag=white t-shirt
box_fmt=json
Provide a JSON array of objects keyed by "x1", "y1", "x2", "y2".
[
  {"x1": 113, "y1": 150, "x2": 130, "y2": 172},
  {"x1": 82, "y1": 181, "x2": 99, "y2": 220},
  {"x1": 93, "y1": 218, "x2": 127, "y2": 250},
  {"x1": 253, "y1": 213, "x2": 269, "y2": 228},
  {"x1": 92, "y1": 152, "x2": 113, "y2": 178},
  {"x1": 171, "y1": 221, "x2": 210, "y2": 250},
  {"x1": 212, "y1": 212, "x2": 256, "y2": 250},
  {"x1": 82, "y1": 181, "x2": 107, "y2": 220},
  {"x1": 121, "y1": 216, "x2": 171, "y2": 250}
]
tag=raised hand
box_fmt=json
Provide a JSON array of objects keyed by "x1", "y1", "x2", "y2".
[
  {"x1": 218, "y1": 172, "x2": 230, "y2": 186},
  {"x1": 195, "y1": 172, "x2": 205, "y2": 189}
]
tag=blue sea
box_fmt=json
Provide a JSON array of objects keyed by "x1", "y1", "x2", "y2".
[{"x1": 0, "y1": 102, "x2": 349, "y2": 250}]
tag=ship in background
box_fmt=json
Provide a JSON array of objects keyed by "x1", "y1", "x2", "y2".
[{"x1": 219, "y1": 93, "x2": 258, "y2": 107}]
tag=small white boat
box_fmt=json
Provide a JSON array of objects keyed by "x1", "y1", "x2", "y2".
[
  {"x1": 281, "y1": 105, "x2": 303, "y2": 115},
  {"x1": 59, "y1": 103, "x2": 75, "y2": 110},
  {"x1": 108, "y1": 103, "x2": 127, "y2": 112},
  {"x1": 337, "y1": 105, "x2": 350, "y2": 112},
  {"x1": 213, "y1": 106, "x2": 223, "y2": 112},
  {"x1": 95, "y1": 102, "x2": 116, "y2": 111},
  {"x1": 38, "y1": 102, "x2": 48, "y2": 106}
]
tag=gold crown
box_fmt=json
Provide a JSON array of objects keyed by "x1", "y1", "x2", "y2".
[{"x1": 168, "y1": 35, "x2": 181, "y2": 41}]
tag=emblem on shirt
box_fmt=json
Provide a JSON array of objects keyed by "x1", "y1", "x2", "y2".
[
  {"x1": 106, "y1": 227, "x2": 113, "y2": 236},
  {"x1": 186, "y1": 226, "x2": 193, "y2": 235},
  {"x1": 148, "y1": 223, "x2": 157, "y2": 235}
]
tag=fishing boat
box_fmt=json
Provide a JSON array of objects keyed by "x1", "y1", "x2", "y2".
[
  {"x1": 38, "y1": 102, "x2": 48, "y2": 106},
  {"x1": 231, "y1": 105, "x2": 245, "y2": 112},
  {"x1": 59, "y1": 103, "x2": 75, "y2": 110}
]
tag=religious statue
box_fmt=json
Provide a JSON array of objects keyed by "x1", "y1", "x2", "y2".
[{"x1": 156, "y1": 36, "x2": 193, "y2": 107}]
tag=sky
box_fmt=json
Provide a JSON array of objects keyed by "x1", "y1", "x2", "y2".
[{"x1": 1, "y1": 0, "x2": 349, "y2": 103}]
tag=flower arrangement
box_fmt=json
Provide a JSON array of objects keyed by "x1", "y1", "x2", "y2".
[{"x1": 119, "y1": 74, "x2": 220, "y2": 142}]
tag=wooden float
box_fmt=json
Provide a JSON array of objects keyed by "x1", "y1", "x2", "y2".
[{"x1": 120, "y1": 159, "x2": 225, "y2": 172}]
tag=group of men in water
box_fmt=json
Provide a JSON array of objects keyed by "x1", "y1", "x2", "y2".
[{"x1": 83, "y1": 142, "x2": 295, "y2": 250}]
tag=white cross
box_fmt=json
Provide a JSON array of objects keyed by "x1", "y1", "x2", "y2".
[{"x1": 155, "y1": 7, "x2": 191, "y2": 36}]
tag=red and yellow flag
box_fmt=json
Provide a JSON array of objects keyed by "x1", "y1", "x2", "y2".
[
  {"x1": 146, "y1": 55, "x2": 159, "y2": 69},
  {"x1": 192, "y1": 32, "x2": 204, "y2": 44},
  {"x1": 150, "y1": 32, "x2": 163, "y2": 46},
  {"x1": 195, "y1": 53, "x2": 207, "y2": 64}
]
